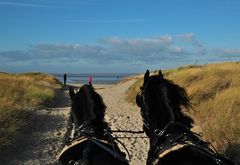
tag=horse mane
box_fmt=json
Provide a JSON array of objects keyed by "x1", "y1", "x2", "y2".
[
  {"x1": 90, "y1": 86, "x2": 107, "y2": 122},
  {"x1": 72, "y1": 84, "x2": 107, "y2": 129},
  {"x1": 148, "y1": 75, "x2": 194, "y2": 129}
]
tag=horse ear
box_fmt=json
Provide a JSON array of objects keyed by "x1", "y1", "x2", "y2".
[
  {"x1": 69, "y1": 87, "x2": 75, "y2": 101},
  {"x1": 144, "y1": 70, "x2": 150, "y2": 84},
  {"x1": 159, "y1": 70, "x2": 164, "y2": 78}
]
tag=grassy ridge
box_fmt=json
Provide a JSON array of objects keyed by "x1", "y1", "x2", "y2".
[
  {"x1": 0, "y1": 72, "x2": 62, "y2": 148},
  {"x1": 126, "y1": 62, "x2": 240, "y2": 159}
]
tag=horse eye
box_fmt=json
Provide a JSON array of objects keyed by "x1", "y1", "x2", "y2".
[{"x1": 136, "y1": 95, "x2": 142, "y2": 107}]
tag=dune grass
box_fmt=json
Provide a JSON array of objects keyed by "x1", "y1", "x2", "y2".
[
  {"x1": 125, "y1": 62, "x2": 240, "y2": 159},
  {"x1": 0, "y1": 72, "x2": 62, "y2": 148}
]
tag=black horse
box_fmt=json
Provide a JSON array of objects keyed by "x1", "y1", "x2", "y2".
[
  {"x1": 58, "y1": 84, "x2": 129, "y2": 165},
  {"x1": 136, "y1": 70, "x2": 234, "y2": 165}
]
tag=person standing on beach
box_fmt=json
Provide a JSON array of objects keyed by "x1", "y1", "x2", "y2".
[
  {"x1": 63, "y1": 73, "x2": 67, "y2": 85},
  {"x1": 88, "y1": 76, "x2": 93, "y2": 86}
]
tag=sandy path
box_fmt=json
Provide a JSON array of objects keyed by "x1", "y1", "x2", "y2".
[{"x1": 96, "y1": 80, "x2": 148, "y2": 165}]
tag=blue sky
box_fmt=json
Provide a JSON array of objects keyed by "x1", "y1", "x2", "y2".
[{"x1": 0, "y1": 0, "x2": 240, "y2": 73}]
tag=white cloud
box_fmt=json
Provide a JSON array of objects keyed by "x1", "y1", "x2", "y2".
[
  {"x1": 0, "y1": 34, "x2": 205, "y2": 63},
  {"x1": 213, "y1": 48, "x2": 240, "y2": 58},
  {"x1": 177, "y1": 33, "x2": 196, "y2": 42},
  {"x1": 2, "y1": 33, "x2": 229, "y2": 72},
  {"x1": 177, "y1": 33, "x2": 207, "y2": 55}
]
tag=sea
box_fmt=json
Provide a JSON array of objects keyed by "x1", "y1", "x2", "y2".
[{"x1": 52, "y1": 73, "x2": 138, "y2": 84}]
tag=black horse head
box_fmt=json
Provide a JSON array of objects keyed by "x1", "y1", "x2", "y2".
[
  {"x1": 69, "y1": 84, "x2": 107, "y2": 131},
  {"x1": 136, "y1": 70, "x2": 234, "y2": 165},
  {"x1": 136, "y1": 70, "x2": 193, "y2": 138}
]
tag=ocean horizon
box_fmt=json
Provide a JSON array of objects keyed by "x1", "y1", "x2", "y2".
[{"x1": 52, "y1": 73, "x2": 139, "y2": 84}]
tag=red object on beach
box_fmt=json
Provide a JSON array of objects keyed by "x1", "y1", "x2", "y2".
[{"x1": 88, "y1": 76, "x2": 93, "y2": 84}]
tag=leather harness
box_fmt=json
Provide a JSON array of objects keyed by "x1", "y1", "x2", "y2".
[{"x1": 65, "y1": 120, "x2": 129, "y2": 165}]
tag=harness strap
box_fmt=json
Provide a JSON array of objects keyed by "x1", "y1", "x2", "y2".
[
  {"x1": 70, "y1": 122, "x2": 129, "y2": 163},
  {"x1": 115, "y1": 138, "x2": 131, "y2": 161},
  {"x1": 147, "y1": 131, "x2": 228, "y2": 165},
  {"x1": 104, "y1": 129, "x2": 131, "y2": 161},
  {"x1": 109, "y1": 130, "x2": 144, "y2": 134},
  {"x1": 83, "y1": 140, "x2": 92, "y2": 160},
  {"x1": 89, "y1": 137, "x2": 129, "y2": 163},
  {"x1": 147, "y1": 133, "x2": 183, "y2": 165},
  {"x1": 69, "y1": 141, "x2": 92, "y2": 165}
]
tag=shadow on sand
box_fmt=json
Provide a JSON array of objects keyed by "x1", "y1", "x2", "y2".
[{"x1": 0, "y1": 88, "x2": 71, "y2": 165}]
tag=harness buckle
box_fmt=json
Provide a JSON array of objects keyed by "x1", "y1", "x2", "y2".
[
  {"x1": 154, "y1": 129, "x2": 164, "y2": 136},
  {"x1": 166, "y1": 134, "x2": 173, "y2": 142},
  {"x1": 215, "y1": 158, "x2": 223, "y2": 165},
  {"x1": 68, "y1": 160, "x2": 76, "y2": 165}
]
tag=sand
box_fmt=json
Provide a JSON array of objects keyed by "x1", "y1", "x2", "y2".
[
  {"x1": 0, "y1": 78, "x2": 148, "y2": 165},
  {"x1": 96, "y1": 79, "x2": 149, "y2": 165}
]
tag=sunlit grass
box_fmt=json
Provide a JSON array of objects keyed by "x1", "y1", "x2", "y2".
[
  {"x1": 125, "y1": 62, "x2": 240, "y2": 160},
  {"x1": 195, "y1": 87, "x2": 240, "y2": 156},
  {"x1": 0, "y1": 72, "x2": 62, "y2": 148}
]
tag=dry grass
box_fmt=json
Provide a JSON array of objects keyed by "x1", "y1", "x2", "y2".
[
  {"x1": 0, "y1": 72, "x2": 62, "y2": 148},
  {"x1": 125, "y1": 62, "x2": 240, "y2": 159},
  {"x1": 125, "y1": 78, "x2": 143, "y2": 103}
]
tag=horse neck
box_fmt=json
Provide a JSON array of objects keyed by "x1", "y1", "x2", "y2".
[
  {"x1": 148, "y1": 85, "x2": 172, "y2": 130},
  {"x1": 148, "y1": 84, "x2": 192, "y2": 137},
  {"x1": 71, "y1": 110, "x2": 93, "y2": 127},
  {"x1": 74, "y1": 104, "x2": 107, "y2": 131},
  {"x1": 71, "y1": 94, "x2": 95, "y2": 126},
  {"x1": 72, "y1": 109, "x2": 107, "y2": 132}
]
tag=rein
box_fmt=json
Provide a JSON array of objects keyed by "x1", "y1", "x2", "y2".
[
  {"x1": 110, "y1": 130, "x2": 144, "y2": 134},
  {"x1": 109, "y1": 129, "x2": 147, "y2": 139}
]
